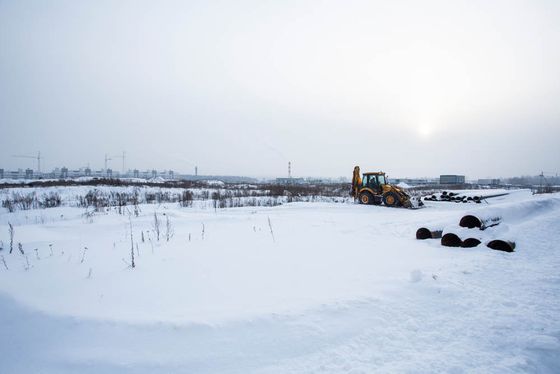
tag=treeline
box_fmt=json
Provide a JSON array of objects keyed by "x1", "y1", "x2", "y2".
[
  {"x1": 0, "y1": 178, "x2": 207, "y2": 190},
  {"x1": 2, "y1": 183, "x2": 351, "y2": 212},
  {"x1": 504, "y1": 175, "x2": 560, "y2": 187},
  {"x1": 2, "y1": 192, "x2": 62, "y2": 212}
]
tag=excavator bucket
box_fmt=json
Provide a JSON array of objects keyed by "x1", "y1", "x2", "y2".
[
  {"x1": 406, "y1": 196, "x2": 424, "y2": 209},
  {"x1": 394, "y1": 188, "x2": 424, "y2": 209}
]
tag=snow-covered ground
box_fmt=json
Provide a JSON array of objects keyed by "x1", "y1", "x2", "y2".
[{"x1": 1, "y1": 188, "x2": 559, "y2": 373}]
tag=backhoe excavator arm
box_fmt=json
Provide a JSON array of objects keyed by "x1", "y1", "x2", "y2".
[{"x1": 351, "y1": 166, "x2": 362, "y2": 199}]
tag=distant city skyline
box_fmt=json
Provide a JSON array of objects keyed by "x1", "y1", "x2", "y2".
[
  {"x1": 2, "y1": 157, "x2": 556, "y2": 182},
  {"x1": 2, "y1": 1, "x2": 559, "y2": 179}
]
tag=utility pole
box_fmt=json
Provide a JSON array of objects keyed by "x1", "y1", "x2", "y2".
[{"x1": 288, "y1": 161, "x2": 292, "y2": 179}]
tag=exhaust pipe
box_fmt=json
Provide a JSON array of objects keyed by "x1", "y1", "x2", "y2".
[
  {"x1": 459, "y1": 215, "x2": 502, "y2": 230},
  {"x1": 416, "y1": 227, "x2": 443, "y2": 240},
  {"x1": 487, "y1": 240, "x2": 516, "y2": 252}
]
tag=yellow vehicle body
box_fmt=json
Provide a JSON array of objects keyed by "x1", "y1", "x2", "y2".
[{"x1": 351, "y1": 166, "x2": 417, "y2": 208}]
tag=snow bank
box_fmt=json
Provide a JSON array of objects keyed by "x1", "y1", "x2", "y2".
[
  {"x1": 462, "y1": 193, "x2": 560, "y2": 224},
  {"x1": 203, "y1": 180, "x2": 226, "y2": 186},
  {"x1": 0, "y1": 191, "x2": 559, "y2": 372}
]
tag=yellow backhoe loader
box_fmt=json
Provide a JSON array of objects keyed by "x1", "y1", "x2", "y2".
[{"x1": 351, "y1": 166, "x2": 423, "y2": 208}]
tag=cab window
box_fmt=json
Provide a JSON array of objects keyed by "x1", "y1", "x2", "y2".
[{"x1": 363, "y1": 175, "x2": 377, "y2": 187}]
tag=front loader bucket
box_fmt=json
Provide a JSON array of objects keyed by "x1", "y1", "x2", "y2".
[{"x1": 405, "y1": 196, "x2": 424, "y2": 209}]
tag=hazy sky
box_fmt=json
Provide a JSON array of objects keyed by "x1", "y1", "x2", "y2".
[{"x1": 1, "y1": 0, "x2": 559, "y2": 179}]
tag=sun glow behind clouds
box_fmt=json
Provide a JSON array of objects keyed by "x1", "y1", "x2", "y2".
[
  {"x1": 0, "y1": 0, "x2": 559, "y2": 177},
  {"x1": 417, "y1": 123, "x2": 434, "y2": 139}
]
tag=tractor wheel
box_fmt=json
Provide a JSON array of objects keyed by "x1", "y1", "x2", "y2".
[
  {"x1": 359, "y1": 192, "x2": 373, "y2": 205},
  {"x1": 383, "y1": 192, "x2": 400, "y2": 207}
]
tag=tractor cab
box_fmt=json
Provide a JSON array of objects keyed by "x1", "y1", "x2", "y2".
[{"x1": 362, "y1": 172, "x2": 386, "y2": 193}]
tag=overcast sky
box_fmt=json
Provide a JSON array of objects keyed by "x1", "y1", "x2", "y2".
[{"x1": 1, "y1": 0, "x2": 559, "y2": 179}]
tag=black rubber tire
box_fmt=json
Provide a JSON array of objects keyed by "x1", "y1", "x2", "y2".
[
  {"x1": 359, "y1": 192, "x2": 374, "y2": 205},
  {"x1": 383, "y1": 191, "x2": 400, "y2": 207}
]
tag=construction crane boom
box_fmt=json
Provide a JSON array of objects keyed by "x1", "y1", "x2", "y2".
[
  {"x1": 12, "y1": 151, "x2": 41, "y2": 172},
  {"x1": 112, "y1": 151, "x2": 126, "y2": 174}
]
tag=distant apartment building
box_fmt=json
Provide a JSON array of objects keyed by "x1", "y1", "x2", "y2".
[
  {"x1": 10, "y1": 169, "x2": 24, "y2": 179},
  {"x1": 440, "y1": 175, "x2": 466, "y2": 185},
  {"x1": 275, "y1": 177, "x2": 305, "y2": 185},
  {"x1": 477, "y1": 178, "x2": 500, "y2": 186},
  {"x1": 392, "y1": 178, "x2": 434, "y2": 185}
]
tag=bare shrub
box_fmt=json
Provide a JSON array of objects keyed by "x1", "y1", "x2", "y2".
[
  {"x1": 129, "y1": 216, "x2": 135, "y2": 268},
  {"x1": 165, "y1": 215, "x2": 174, "y2": 242},
  {"x1": 153, "y1": 213, "x2": 161, "y2": 241},
  {"x1": 8, "y1": 223, "x2": 14, "y2": 254}
]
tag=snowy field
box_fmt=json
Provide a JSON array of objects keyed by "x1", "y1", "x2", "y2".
[{"x1": 1, "y1": 188, "x2": 559, "y2": 373}]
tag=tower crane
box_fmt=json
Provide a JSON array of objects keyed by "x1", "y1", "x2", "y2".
[
  {"x1": 104, "y1": 154, "x2": 112, "y2": 171},
  {"x1": 12, "y1": 151, "x2": 41, "y2": 173},
  {"x1": 112, "y1": 151, "x2": 126, "y2": 174}
]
